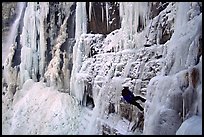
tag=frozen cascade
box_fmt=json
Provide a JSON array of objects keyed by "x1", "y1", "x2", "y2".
[
  {"x1": 174, "y1": 2, "x2": 190, "y2": 32},
  {"x1": 70, "y1": 2, "x2": 201, "y2": 135},
  {"x1": 2, "y1": 2, "x2": 202, "y2": 135},
  {"x1": 119, "y1": 2, "x2": 148, "y2": 49},
  {"x1": 2, "y1": 2, "x2": 26, "y2": 64},
  {"x1": 84, "y1": 66, "x2": 124, "y2": 134},
  {"x1": 20, "y1": 3, "x2": 36, "y2": 86},
  {"x1": 70, "y1": 2, "x2": 87, "y2": 101},
  {"x1": 2, "y1": 2, "x2": 26, "y2": 88},
  {"x1": 38, "y1": 3, "x2": 50, "y2": 79},
  {"x1": 20, "y1": 2, "x2": 49, "y2": 87},
  {"x1": 163, "y1": 5, "x2": 202, "y2": 75},
  {"x1": 44, "y1": 15, "x2": 69, "y2": 89},
  {"x1": 144, "y1": 2, "x2": 202, "y2": 135}
]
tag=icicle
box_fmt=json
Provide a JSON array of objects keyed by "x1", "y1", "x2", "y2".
[
  {"x1": 129, "y1": 3, "x2": 133, "y2": 38},
  {"x1": 82, "y1": 2, "x2": 87, "y2": 34},
  {"x1": 119, "y1": 2, "x2": 124, "y2": 20},
  {"x1": 102, "y1": 4, "x2": 104, "y2": 22},
  {"x1": 105, "y1": 2, "x2": 109, "y2": 31},
  {"x1": 182, "y1": 98, "x2": 185, "y2": 121},
  {"x1": 89, "y1": 2, "x2": 92, "y2": 21},
  {"x1": 75, "y1": 2, "x2": 81, "y2": 39},
  {"x1": 119, "y1": 2, "x2": 149, "y2": 49}
]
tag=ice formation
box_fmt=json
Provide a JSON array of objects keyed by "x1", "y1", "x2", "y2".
[
  {"x1": 143, "y1": 2, "x2": 202, "y2": 135},
  {"x1": 2, "y1": 2, "x2": 202, "y2": 135},
  {"x1": 19, "y1": 2, "x2": 50, "y2": 86},
  {"x1": 75, "y1": 2, "x2": 87, "y2": 39},
  {"x1": 2, "y1": 2, "x2": 26, "y2": 64}
]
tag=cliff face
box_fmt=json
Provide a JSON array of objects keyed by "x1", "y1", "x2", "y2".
[
  {"x1": 2, "y1": 2, "x2": 202, "y2": 135},
  {"x1": 87, "y1": 2, "x2": 121, "y2": 34},
  {"x1": 2, "y1": 2, "x2": 17, "y2": 41}
]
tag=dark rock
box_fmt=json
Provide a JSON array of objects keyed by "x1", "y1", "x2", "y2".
[
  {"x1": 108, "y1": 102, "x2": 115, "y2": 114},
  {"x1": 155, "y1": 55, "x2": 162, "y2": 59},
  {"x1": 144, "y1": 44, "x2": 151, "y2": 47},
  {"x1": 87, "y1": 2, "x2": 120, "y2": 35}
]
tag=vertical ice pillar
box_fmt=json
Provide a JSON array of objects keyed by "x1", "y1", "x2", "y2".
[
  {"x1": 20, "y1": 3, "x2": 36, "y2": 86},
  {"x1": 20, "y1": 2, "x2": 49, "y2": 87},
  {"x1": 38, "y1": 3, "x2": 49, "y2": 79},
  {"x1": 75, "y1": 2, "x2": 87, "y2": 39},
  {"x1": 102, "y1": 3, "x2": 104, "y2": 22},
  {"x1": 89, "y1": 2, "x2": 92, "y2": 21},
  {"x1": 105, "y1": 2, "x2": 109, "y2": 31},
  {"x1": 70, "y1": 2, "x2": 87, "y2": 101}
]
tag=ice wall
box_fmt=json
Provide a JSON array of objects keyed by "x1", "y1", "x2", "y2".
[
  {"x1": 143, "y1": 2, "x2": 202, "y2": 135},
  {"x1": 70, "y1": 2, "x2": 202, "y2": 135},
  {"x1": 2, "y1": 2, "x2": 202, "y2": 135},
  {"x1": 70, "y1": 34, "x2": 104, "y2": 103}
]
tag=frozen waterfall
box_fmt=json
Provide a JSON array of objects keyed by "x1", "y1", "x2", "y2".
[
  {"x1": 2, "y1": 2, "x2": 202, "y2": 135},
  {"x1": 2, "y1": 2, "x2": 26, "y2": 64}
]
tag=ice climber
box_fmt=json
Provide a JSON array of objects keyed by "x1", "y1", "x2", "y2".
[{"x1": 121, "y1": 86, "x2": 146, "y2": 111}]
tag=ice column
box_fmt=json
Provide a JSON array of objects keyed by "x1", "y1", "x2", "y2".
[
  {"x1": 89, "y1": 2, "x2": 92, "y2": 21},
  {"x1": 70, "y1": 2, "x2": 87, "y2": 101},
  {"x1": 20, "y1": 2, "x2": 49, "y2": 87},
  {"x1": 20, "y1": 3, "x2": 36, "y2": 86},
  {"x1": 37, "y1": 3, "x2": 49, "y2": 78},
  {"x1": 75, "y1": 2, "x2": 87, "y2": 39},
  {"x1": 105, "y1": 2, "x2": 109, "y2": 30}
]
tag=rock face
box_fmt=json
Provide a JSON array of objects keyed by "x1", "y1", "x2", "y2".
[
  {"x1": 2, "y1": 3, "x2": 17, "y2": 30},
  {"x1": 2, "y1": 2, "x2": 17, "y2": 41},
  {"x1": 2, "y1": 2, "x2": 202, "y2": 135},
  {"x1": 87, "y1": 2, "x2": 120, "y2": 34}
]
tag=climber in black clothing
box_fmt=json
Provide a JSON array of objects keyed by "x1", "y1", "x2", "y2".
[{"x1": 121, "y1": 87, "x2": 146, "y2": 111}]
